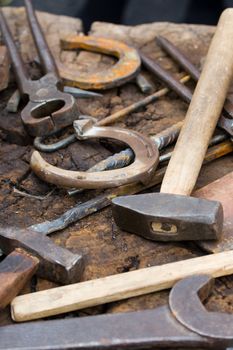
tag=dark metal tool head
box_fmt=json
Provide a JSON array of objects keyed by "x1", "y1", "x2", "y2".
[
  {"x1": 0, "y1": 227, "x2": 84, "y2": 284},
  {"x1": 170, "y1": 274, "x2": 233, "y2": 343},
  {"x1": 112, "y1": 193, "x2": 223, "y2": 241}
]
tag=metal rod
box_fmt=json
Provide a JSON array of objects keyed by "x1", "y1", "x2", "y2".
[
  {"x1": 140, "y1": 51, "x2": 192, "y2": 104},
  {"x1": 156, "y1": 35, "x2": 233, "y2": 120},
  {"x1": 0, "y1": 9, "x2": 29, "y2": 92},
  {"x1": 24, "y1": 0, "x2": 59, "y2": 76},
  {"x1": 156, "y1": 36, "x2": 200, "y2": 81},
  {"x1": 0, "y1": 305, "x2": 213, "y2": 350},
  {"x1": 97, "y1": 75, "x2": 190, "y2": 126},
  {"x1": 34, "y1": 133, "x2": 76, "y2": 153}
]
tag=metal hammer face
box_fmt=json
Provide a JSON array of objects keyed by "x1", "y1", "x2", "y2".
[
  {"x1": 112, "y1": 193, "x2": 223, "y2": 241},
  {"x1": 0, "y1": 227, "x2": 84, "y2": 284}
]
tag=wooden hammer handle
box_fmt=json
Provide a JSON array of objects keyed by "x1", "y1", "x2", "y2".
[
  {"x1": 0, "y1": 248, "x2": 39, "y2": 309},
  {"x1": 11, "y1": 250, "x2": 233, "y2": 322},
  {"x1": 161, "y1": 9, "x2": 233, "y2": 195}
]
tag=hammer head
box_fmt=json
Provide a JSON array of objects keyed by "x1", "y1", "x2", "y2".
[
  {"x1": 112, "y1": 193, "x2": 223, "y2": 241},
  {"x1": 0, "y1": 227, "x2": 84, "y2": 284}
]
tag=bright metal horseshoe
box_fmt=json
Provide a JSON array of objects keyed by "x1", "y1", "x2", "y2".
[
  {"x1": 30, "y1": 118, "x2": 159, "y2": 189},
  {"x1": 58, "y1": 35, "x2": 141, "y2": 90}
]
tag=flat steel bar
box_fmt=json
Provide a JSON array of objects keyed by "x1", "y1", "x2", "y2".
[{"x1": 0, "y1": 306, "x2": 213, "y2": 350}]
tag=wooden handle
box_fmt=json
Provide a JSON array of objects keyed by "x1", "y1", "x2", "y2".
[
  {"x1": 11, "y1": 250, "x2": 233, "y2": 322},
  {"x1": 161, "y1": 9, "x2": 233, "y2": 195},
  {"x1": 0, "y1": 248, "x2": 39, "y2": 309}
]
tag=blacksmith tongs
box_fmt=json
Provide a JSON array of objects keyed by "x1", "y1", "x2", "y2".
[{"x1": 0, "y1": 0, "x2": 79, "y2": 136}]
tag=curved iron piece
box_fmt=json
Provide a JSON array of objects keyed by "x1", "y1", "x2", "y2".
[
  {"x1": 34, "y1": 132, "x2": 76, "y2": 153},
  {"x1": 30, "y1": 118, "x2": 159, "y2": 189},
  {"x1": 58, "y1": 35, "x2": 141, "y2": 90},
  {"x1": 169, "y1": 274, "x2": 233, "y2": 341}
]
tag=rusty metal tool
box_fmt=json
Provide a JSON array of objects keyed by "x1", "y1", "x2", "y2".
[
  {"x1": 0, "y1": 226, "x2": 84, "y2": 309},
  {"x1": 0, "y1": 0, "x2": 79, "y2": 136},
  {"x1": 112, "y1": 9, "x2": 233, "y2": 241},
  {"x1": 58, "y1": 35, "x2": 141, "y2": 90},
  {"x1": 6, "y1": 86, "x2": 101, "y2": 114},
  {"x1": 30, "y1": 116, "x2": 159, "y2": 189},
  {"x1": 156, "y1": 35, "x2": 233, "y2": 121},
  {"x1": 10, "y1": 252, "x2": 233, "y2": 328},
  {"x1": 140, "y1": 52, "x2": 233, "y2": 136},
  {"x1": 2, "y1": 276, "x2": 233, "y2": 349}
]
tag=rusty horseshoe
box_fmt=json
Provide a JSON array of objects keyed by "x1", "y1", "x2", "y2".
[
  {"x1": 30, "y1": 117, "x2": 159, "y2": 189},
  {"x1": 58, "y1": 35, "x2": 141, "y2": 90}
]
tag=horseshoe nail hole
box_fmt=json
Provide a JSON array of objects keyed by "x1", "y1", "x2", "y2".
[{"x1": 31, "y1": 100, "x2": 65, "y2": 119}]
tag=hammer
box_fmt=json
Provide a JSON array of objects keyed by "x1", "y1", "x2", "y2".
[
  {"x1": 0, "y1": 226, "x2": 84, "y2": 309},
  {"x1": 112, "y1": 8, "x2": 233, "y2": 241}
]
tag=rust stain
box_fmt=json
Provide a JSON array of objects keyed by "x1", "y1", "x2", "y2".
[{"x1": 58, "y1": 35, "x2": 141, "y2": 90}]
